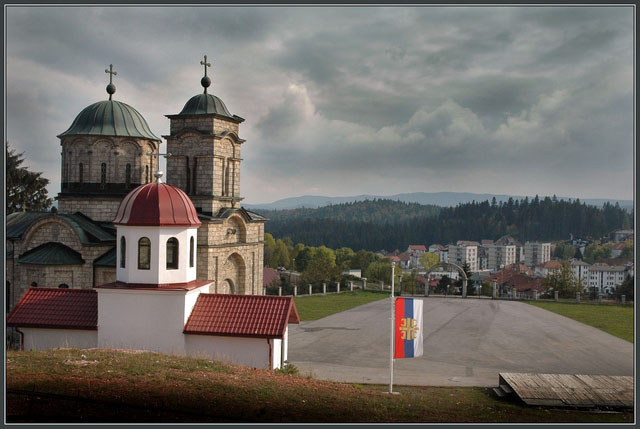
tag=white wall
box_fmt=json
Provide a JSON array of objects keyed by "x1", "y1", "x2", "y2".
[
  {"x1": 116, "y1": 226, "x2": 198, "y2": 285},
  {"x1": 185, "y1": 335, "x2": 271, "y2": 369},
  {"x1": 96, "y1": 285, "x2": 209, "y2": 354},
  {"x1": 272, "y1": 338, "x2": 282, "y2": 370},
  {"x1": 21, "y1": 328, "x2": 97, "y2": 351}
]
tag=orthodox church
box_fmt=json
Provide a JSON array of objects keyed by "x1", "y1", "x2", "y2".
[
  {"x1": 6, "y1": 58, "x2": 266, "y2": 313},
  {"x1": 7, "y1": 170, "x2": 298, "y2": 369}
]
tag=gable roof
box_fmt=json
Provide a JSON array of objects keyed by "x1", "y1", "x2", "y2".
[
  {"x1": 408, "y1": 245, "x2": 426, "y2": 251},
  {"x1": 7, "y1": 287, "x2": 97, "y2": 330},
  {"x1": 539, "y1": 260, "x2": 562, "y2": 270},
  {"x1": 184, "y1": 294, "x2": 299, "y2": 338},
  {"x1": 18, "y1": 242, "x2": 85, "y2": 265}
]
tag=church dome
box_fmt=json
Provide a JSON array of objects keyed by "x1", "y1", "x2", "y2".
[
  {"x1": 113, "y1": 176, "x2": 201, "y2": 227},
  {"x1": 58, "y1": 100, "x2": 161, "y2": 141},
  {"x1": 179, "y1": 93, "x2": 233, "y2": 117}
]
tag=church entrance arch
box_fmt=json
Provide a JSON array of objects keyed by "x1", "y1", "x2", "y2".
[
  {"x1": 221, "y1": 253, "x2": 246, "y2": 295},
  {"x1": 425, "y1": 262, "x2": 469, "y2": 298},
  {"x1": 221, "y1": 279, "x2": 235, "y2": 294}
]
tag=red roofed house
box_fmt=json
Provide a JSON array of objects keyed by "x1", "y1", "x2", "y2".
[
  {"x1": 7, "y1": 174, "x2": 298, "y2": 370},
  {"x1": 407, "y1": 245, "x2": 426, "y2": 268},
  {"x1": 534, "y1": 260, "x2": 563, "y2": 277}
]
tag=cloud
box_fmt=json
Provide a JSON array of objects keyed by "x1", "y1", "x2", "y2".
[{"x1": 5, "y1": 6, "x2": 634, "y2": 204}]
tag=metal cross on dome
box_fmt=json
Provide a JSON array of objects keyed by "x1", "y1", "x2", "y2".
[{"x1": 200, "y1": 55, "x2": 211, "y2": 77}]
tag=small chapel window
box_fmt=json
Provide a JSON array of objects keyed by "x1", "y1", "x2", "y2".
[
  {"x1": 125, "y1": 164, "x2": 131, "y2": 187},
  {"x1": 189, "y1": 236, "x2": 194, "y2": 268},
  {"x1": 101, "y1": 163, "x2": 107, "y2": 187},
  {"x1": 166, "y1": 237, "x2": 179, "y2": 270},
  {"x1": 120, "y1": 236, "x2": 126, "y2": 268},
  {"x1": 79, "y1": 163, "x2": 84, "y2": 184},
  {"x1": 138, "y1": 237, "x2": 151, "y2": 270},
  {"x1": 145, "y1": 165, "x2": 149, "y2": 183}
]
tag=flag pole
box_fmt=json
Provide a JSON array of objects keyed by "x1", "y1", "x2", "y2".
[{"x1": 389, "y1": 262, "x2": 395, "y2": 394}]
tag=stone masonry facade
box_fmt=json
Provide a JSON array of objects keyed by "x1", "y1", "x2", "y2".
[
  {"x1": 8, "y1": 83, "x2": 265, "y2": 310},
  {"x1": 7, "y1": 216, "x2": 113, "y2": 308},
  {"x1": 165, "y1": 112, "x2": 264, "y2": 295}
]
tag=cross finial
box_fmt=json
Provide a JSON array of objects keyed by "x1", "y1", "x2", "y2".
[
  {"x1": 200, "y1": 55, "x2": 211, "y2": 77},
  {"x1": 200, "y1": 55, "x2": 212, "y2": 94},
  {"x1": 105, "y1": 64, "x2": 117, "y2": 100}
]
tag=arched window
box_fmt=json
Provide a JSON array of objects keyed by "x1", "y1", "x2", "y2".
[
  {"x1": 166, "y1": 237, "x2": 179, "y2": 270},
  {"x1": 30, "y1": 282, "x2": 38, "y2": 287},
  {"x1": 79, "y1": 163, "x2": 84, "y2": 184},
  {"x1": 189, "y1": 236, "x2": 195, "y2": 268},
  {"x1": 120, "y1": 236, "x2": 126, "y2": 268},
  {"x1": 101, "y1": 163, "x2": 107, "y2": 187},
  {"x1": 138, "y1": 237, "x2": 151, "y2": 270},
  {"x1": 125, "y1": 164, "x2": 131, "y2": 187},
  {"x1": 145, "y1": 165, "x2": 149, "y2": 183},
  {"x1": 224, "y1": 163, "x2": 230, "y2": 196},
  {"x1": 58, "y1": 284, "x2": 69, "y2": 289}
]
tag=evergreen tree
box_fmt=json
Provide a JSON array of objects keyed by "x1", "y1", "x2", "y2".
[{"x1": 6, "y1": 143, "x2": 53, "y2": 214}]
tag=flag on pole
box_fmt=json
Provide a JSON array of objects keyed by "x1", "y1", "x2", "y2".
[{"x1": 394, "y1": 298, "x2": 423, "y2": 358}]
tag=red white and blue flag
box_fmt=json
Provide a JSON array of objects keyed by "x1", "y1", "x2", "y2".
[{"x1": 394, "y1": 298, "x2": 423, "y2": 358}]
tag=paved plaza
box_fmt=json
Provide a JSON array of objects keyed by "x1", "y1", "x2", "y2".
[{"x1": 287, "y1": 297, "x2": 634, "y2": 387}]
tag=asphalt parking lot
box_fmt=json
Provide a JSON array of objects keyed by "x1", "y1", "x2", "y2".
[{"x1": 287, "y1": 297, "x2": 634, "y2": 387}]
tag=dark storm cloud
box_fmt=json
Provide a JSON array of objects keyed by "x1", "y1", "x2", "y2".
[{"x1": 6, "y1": 6, "x2": 634, "y2": 203}]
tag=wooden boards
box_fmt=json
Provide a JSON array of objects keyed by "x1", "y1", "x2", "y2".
[{"x1": 499, "y1": 373, "x2": 634, "y2": 408}]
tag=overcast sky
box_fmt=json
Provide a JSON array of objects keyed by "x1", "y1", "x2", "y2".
[{"x1": 6, "y1": 6, "x2": 634, "y2": 204}]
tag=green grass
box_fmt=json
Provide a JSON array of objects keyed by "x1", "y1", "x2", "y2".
[
  {"x1": 293, "y1": 290, "x2": 388, "y2": 321},
  {"x1": 526, "y1": 301, "x2": 634, "y2": 342},
  {"x1": 6, "y1": 349, "x2": 632, "y2": 423}
]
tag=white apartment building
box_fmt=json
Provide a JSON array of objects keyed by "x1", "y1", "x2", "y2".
[
  {"x1": 448, "y1": 244, "x2": 477, "y2": 272},
  {"x1": 524, "y1": 242, "x2": 551, "y2": 267},
  {"x1": 570, "y1": 259, "x2": 590, "y2": 288},
  {"x1": 485, "y1": 244, "x2": 517, "y2": 271},
  {"x1": 587, "y1": 263, "x2": 630, "y2": 295}
]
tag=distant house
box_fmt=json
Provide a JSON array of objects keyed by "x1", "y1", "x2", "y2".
[
  {"x1": 612, "y1": 230, "x2": 633, "y2": 242},
  {"x1": 428, "y1": 244, "x2": 448, "y2": 263},
  {"x1": 387, "y1": 252, "x2": 410, "y2": 269},
  {"x1": 611, "y1": 241, "x2": 627, "y2": 258},
  {"x1": 263, "y1": 267, "x2": 281, "y2": 288},
  {"x1": 342, "y1": 269, "x2": 362, "y2": 278},
  {"x1": 407, "y1": 245, "x2": 427, "y2": 268},
  {"x1": 535, "y1": 260, "x2": 563, "y2": 277}
]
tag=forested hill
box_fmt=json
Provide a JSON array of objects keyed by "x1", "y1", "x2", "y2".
[
  {"x1": 260, "y1": 197, "x2": 633, "y2": 252},
  {"x1": 257, "y1": 199, "x2": 441, "y2": 224}
]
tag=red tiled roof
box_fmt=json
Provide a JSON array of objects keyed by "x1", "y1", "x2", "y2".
[
  {"x1": 95, "y1": 279, "x2": 213, "y2": 291},
  {"x1": 263, "y1": 267, "x2": 280, "y2": 287},
  {"x1": 184, "y1": 294, "x2": 299, "y2": 338},
  {"x1": 7, "y1": 287, "x2": 97, "y2": 330},
  {"x1": 540, "y1": 261, "x2": 562, "y2": 269},
  {"x1": 113, "y1": 181, "x2": 201, "y2": 227},
  {"x1": 409, "y1": 245, "x2": 427, "y2": 251}
]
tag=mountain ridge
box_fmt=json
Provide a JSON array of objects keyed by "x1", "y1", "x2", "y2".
[{"x1": 245, "y1": 192, "x2": 633, "y2": 211}]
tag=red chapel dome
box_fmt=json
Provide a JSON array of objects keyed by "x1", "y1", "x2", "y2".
[{"x1": 113, "y1": 178, "x2": 201, "y2": 227}]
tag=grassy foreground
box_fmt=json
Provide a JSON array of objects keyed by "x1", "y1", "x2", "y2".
[
  {"x1": 6, "y1": 349, "x2": 631, "y2": 423},
  {"x1": 293, "y1": 290, "x2": 387, "y2": 321},
  {"x1": 526, "y1": 301, "x2": 634, "y2": 343}
]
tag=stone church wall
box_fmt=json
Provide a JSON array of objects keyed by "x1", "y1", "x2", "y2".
[
  {"x1": 8, "y1": 217, "x2": 114, "y2": 308},
  {"x1": 58, "y1": 198, "x2": 122, "y2": 222}
]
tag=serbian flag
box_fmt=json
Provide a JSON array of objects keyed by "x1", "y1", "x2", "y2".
[{"x1": 394, "y1": 298, "x2": 423, "y2": 358}]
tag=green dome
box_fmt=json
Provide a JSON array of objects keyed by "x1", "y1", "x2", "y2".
[
  {"x1": 179, "y1": 93, "x2": 233, "y2": 117},
  {"x1": 58, "y1": 100, "x2": 160, "y2": 141}
]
